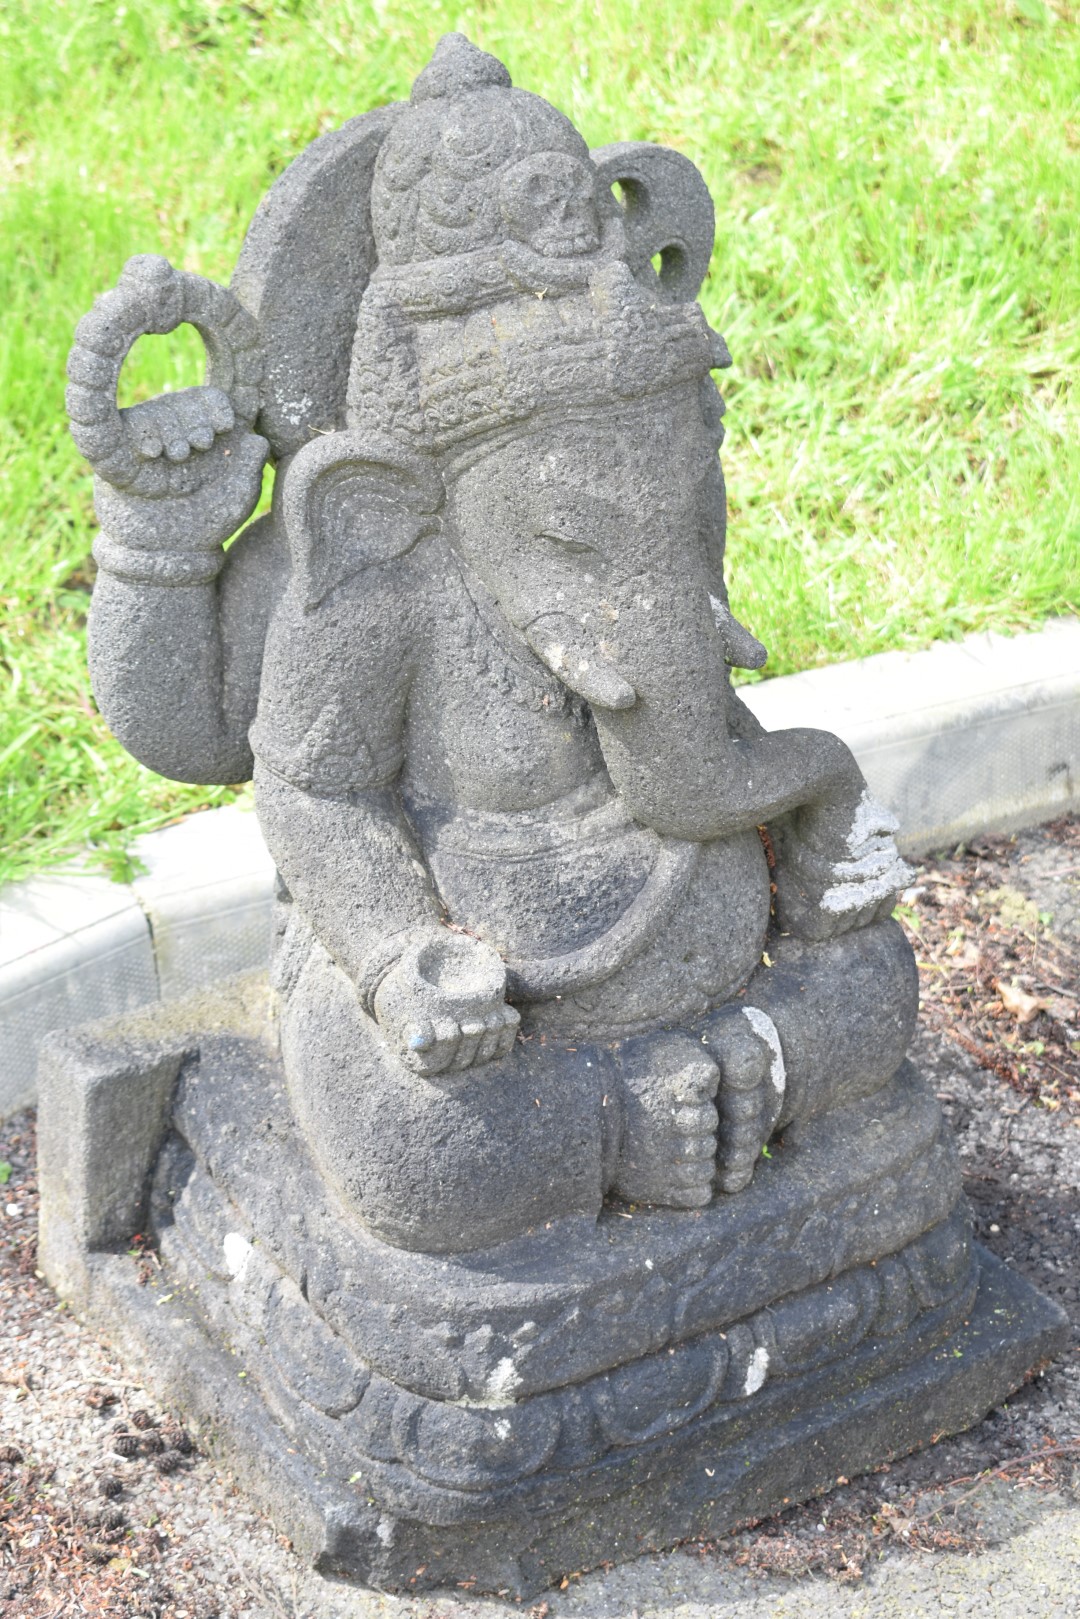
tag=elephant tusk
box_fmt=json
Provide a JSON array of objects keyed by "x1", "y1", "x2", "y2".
[
  {"x1": 524, "y1": 615, "x2": 637, "y2": 710},
  {"x1": 710, "y1": 596, "x2": 768, "y2": 671}
]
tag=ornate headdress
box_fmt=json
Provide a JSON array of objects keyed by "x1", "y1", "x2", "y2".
[{"x1": 345, "y1": 35, "x2": 729, "y2": 471}]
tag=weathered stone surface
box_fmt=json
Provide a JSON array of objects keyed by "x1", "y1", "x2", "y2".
[
  {"x1": 37, "y1": 986, "x2": 1068, "y2": 1591},
  {"x1": 47, "y1": 30, "x2": 1068, "y2": 1594},
  {"x1": 157, "y1": 1030, "x2": 961, "y2": 1404}
]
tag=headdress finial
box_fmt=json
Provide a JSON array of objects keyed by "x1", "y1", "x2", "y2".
[{"x1": 411, "y1": 33, "x2": 512, "y2": 104}]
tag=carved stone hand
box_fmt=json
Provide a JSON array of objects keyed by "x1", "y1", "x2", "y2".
[
  {"x1": 373, "y1": 929, "x2": 520, "y2": 1078},
  {"x1": 93, "y1": 422, "x2": 268, "y2": 559},
  {"x1": 68, "y1": 253, "x2": 270, "y2": 584},
  {"x1": 773, "y1": 792, "x2": 914, "y2": 941},
  {"x1": 123, "y1": 384, "x2": 236, "y2": 465}
]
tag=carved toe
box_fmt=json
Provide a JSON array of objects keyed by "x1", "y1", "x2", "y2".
[
  {"x1": 609, "y1": 1032, "x2": 720, "y2": 1208},
  {"x1": 704, "y1": 1004, "x2": 786, "y2": 1195}
]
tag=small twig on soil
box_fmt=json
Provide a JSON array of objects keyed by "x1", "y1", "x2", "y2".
[
  {"x1": 947, "y1": 1026, "x2": 1019, "y2": 1086},
  {"x1": 229, "y1": 1544, "x2": 296, "y2": 1619},
  {"x1": 938, "y1": 1441, "x2": 1080, "y2": 1508}
]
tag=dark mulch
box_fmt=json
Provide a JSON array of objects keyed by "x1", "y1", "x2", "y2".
[
  {"x1": 901, "y1": 815, "x2": 1080, "y2": 1111},
  {"x1": 0, "y1": 1126, "x2": 260, "y2": 1617}
]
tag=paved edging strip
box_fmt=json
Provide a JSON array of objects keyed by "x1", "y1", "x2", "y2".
[
  {"x1": 1, "y1": 806, "x2": 275, "y2": 1119},
  {"x1": 741, "y1": 616, "x2": 1080, "y2": 855},
  {"x1": 2, "y1": 617, "x2": 1077, "y2": 1120}
]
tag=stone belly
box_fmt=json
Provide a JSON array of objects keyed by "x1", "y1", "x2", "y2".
[
  {"x1": 413, "y1": 784, "x2": 772, "y2": 1037},
  {"x1": 423, "y1": 802, "x2": 657, "y2": 958}
]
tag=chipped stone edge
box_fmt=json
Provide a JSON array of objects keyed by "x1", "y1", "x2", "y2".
[{"x1": 2, "y1": 618, "x2": 1078, "y2": 1120}]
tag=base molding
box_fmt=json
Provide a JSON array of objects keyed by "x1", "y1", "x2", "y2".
[
  {"x1": 51, "y1": 1246, "x2": 1065, "y2": 1597},
  {"x1": 36, "y1": 991, "x2": 1068, "y2": 1597}
]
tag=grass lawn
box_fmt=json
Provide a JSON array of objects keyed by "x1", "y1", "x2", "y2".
[{"x1": 1, "y1": 0, "x2": 1078, "y2": 885}]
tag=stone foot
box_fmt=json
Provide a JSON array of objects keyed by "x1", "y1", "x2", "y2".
[
  {"x1": 703, "y1": 1004, "x2": 786, "y2": 1194},
  {"x1": 611, "y1": 1032, "x2": 719, "y2": 1207}
]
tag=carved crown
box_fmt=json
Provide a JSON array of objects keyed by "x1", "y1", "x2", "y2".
[
  {"x1": 344, "y1": 35, "x2": 729, "y2": 467},
  {"x1": 347, "y1": 264, "x2": 727, "y2": 464},
  {"x1": 369, "y1": 34, "x2": 591, "y2": 268}
]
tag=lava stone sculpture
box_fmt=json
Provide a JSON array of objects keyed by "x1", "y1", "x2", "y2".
[{"x1": 40, "y1": 34, "x2": 1066, "y2": 1597}]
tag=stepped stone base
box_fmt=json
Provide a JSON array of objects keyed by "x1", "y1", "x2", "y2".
[
  {"x1": 50, "y1": 1243, "x2": 1067, "y2": 1596},
  {"x1": 37, "y1": 979, "x2": 1068, "y2": 1599}
]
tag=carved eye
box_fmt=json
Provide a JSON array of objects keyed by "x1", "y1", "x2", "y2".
[{"x1": 537, "y1": 531, "x2": 595, "y2": 556}]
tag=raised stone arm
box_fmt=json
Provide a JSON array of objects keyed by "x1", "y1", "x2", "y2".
[
  {"x1": 72, "y1": 255, "x2": 278, "y2": 784},
  {"x1": 88, "y1": 479, "x2": 280, "y2": 786}
]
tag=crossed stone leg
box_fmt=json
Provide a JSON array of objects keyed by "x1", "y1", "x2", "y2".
[
  {"x1": 609, "y1": 918, "x2": 919, "y2": 1211},
  {"x1": 282, "y1": 921, "x2": 916, "y2": 1247}
]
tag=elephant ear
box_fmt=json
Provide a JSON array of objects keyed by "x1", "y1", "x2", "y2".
[
  {"x1": 590, "y1": 142, "x2": 715, "y2": 306},
  {"x1": 282, "y1": 430, "x2": 443, "y2": 609}
]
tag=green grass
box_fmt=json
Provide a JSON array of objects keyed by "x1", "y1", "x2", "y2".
[{"x1": 1, "y1": 0, "x2": 1078, "y2": 884}]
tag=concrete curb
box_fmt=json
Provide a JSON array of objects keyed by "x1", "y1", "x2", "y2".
[
  {"x1": 2, "y1": 617, "x2": 1077, "y2": 1119},
  {"x1": 1, "y1": 806, "x2": 275, "y2": 1119},
  {"x1": 743, "y1": 616, "x2": 1080, "y2": 855}
]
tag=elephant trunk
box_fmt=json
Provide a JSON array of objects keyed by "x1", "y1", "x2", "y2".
[{"x1": 528, "y1": 586, "x2": 865, "y2": 847}]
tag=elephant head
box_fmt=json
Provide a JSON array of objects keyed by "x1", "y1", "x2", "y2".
[
  {"x1": 275, "y1": 25, "x2": 882, "y2": 894},
  {"x1": 280, "y1": 409, "x2": 899, "y2": 937},
  {"x1": 444, "y1": 388, "x2": 765, "y2": 704},
  {"x1": 442, "y1": 386, "x2": 780, "y2": 840}
]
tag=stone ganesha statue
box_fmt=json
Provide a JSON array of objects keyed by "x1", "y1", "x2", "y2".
[
  {"x1": 71, "y1": 35, "x2": 915, "y2": 1254},
  {"x1": 53, "y1": 36, "x2": 1070, "y2": 1593}
]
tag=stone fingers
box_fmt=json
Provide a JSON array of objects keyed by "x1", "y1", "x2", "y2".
[
  {"x1": 472, "y1": 1015, "x2": 504, "y2": 1067},
  {"x1": 669, "y1": 1160, "x2": 715, "y2": 1193},
  {"x1": 474, "y1": 1005, "x2": 520, "y2": 1066},
  {"x1": 494, "y1": 1005, "x2": 521, "y2": 1058},
  {"x1": 125, "y1": 386, "x2": 237, "y2": 465},
  {"x1": 452, "y1": 1018, "x2": 486, "y2": 1071},
  {"x1": 674, "y1": 1101, "x2": 718, "y2": 1136},
  {"x1": 715, "y1": 1080, "x2": 767, "y2": 1194},
  {"x1": 460, "y1": 1005, "x2": 520, "y2": 1069},
  {"x1": 664, "y1": 1184, "x2": 714, "y2": 1209},
  {"x1": 670, "y1": 1059, "x2": 720, "y2": 1107},
  {"x1": 430, "y1": 1015, "x2": 463, "y2": 1072},
  {"x1": 703, "y1": 1005, "x2": 787, "y2": 1196},
  {"x1": 129, "y1": 418, "x2": 164, "y2": 460},
  {"x1": 208, "y1": 392, "x2": 236, "y2": 434},
  {"x1": 188, "y1": 421, "x2": 216, "y2": 452},
  {"x1": 403, "y1": 1015, "x2": 462, "y2": 1076},
  {"x1": 404, "y1": 1005, "x2": 519, "y2": 1076},
  {"x1": 400, "y1": 1020, "x2": 438, "y2": 1073},
  {"x1": 673, "y1": 1135, "x2": 716, "y2": 1165}
]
